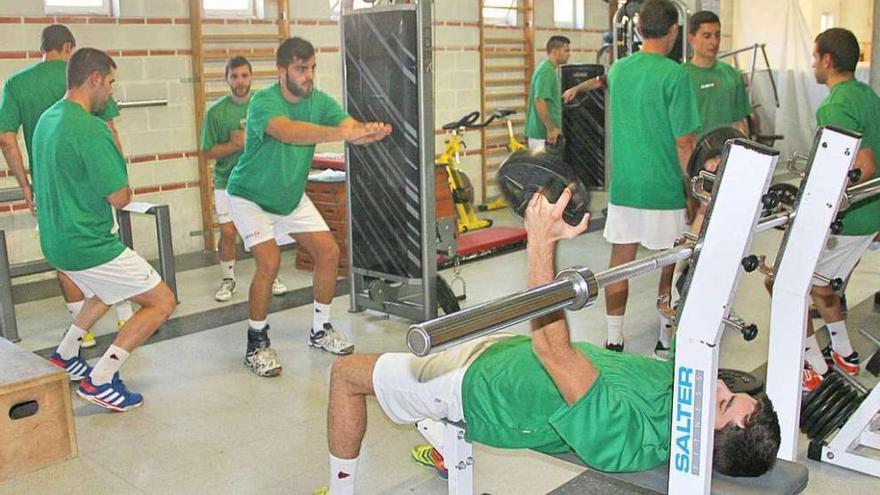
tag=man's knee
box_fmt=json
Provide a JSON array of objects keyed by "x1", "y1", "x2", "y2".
[
  {"x1": 252, "y1": 243, "x2": 281, "y2": 277},
  {"x1": 142, "y1": 282, "x2": 177, "y2": 318},
  {"x1": 219, "y1": 223, "x2": 237, "y2": 241},
  {"x1": 314, "y1": 236, "x2": 340, "y2": 264},
  {"x1": 331, "y1": 354, "x2": 378, "y2": 395}
]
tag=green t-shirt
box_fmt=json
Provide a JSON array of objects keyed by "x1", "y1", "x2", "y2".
[
  {"x1": 462, "y1": 335, "x2": 673, "y2": 473},
  {"x1": 226, "y1": 83, "x2": 349, "y2": 215},
  {"x1": 0, "y1": 60, "x2": 119, "y2": 175},
  {"x1": 608, "y1": 52, "x2": 701, "y2": 209},
  {"x1": 32, "y1": 100, "x2": 128, "y2": 271},
  {"x1": 201, "y1": 95, "x2": 249, "y2": 190},
  {"x1": 525, "y1": 59, "x2": 562, "y2": 139},
  {"x1": 684, "y1": 60, "x2": 750, "y2": 136},
  {"x1": 816, "y1": 78, "x2": 880, "y2": 236}
]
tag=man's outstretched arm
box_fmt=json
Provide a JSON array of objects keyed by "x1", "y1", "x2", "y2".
[{"x1": 524, "y1": 189, "x2": 597, "y2": 405}]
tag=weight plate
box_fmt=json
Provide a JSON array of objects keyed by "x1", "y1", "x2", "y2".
[
  {"x1": 719, "y1": 368, "x2": 764, "y2": 395},
  {"x1": 812, "y1": 395, "x2": 862, "y2": 442},
  {"x1": 806, "y1": 389, "x2": 857, "y2": 439},
  {"x1": 802, "y1": 384, "x2": 850, "y2": 435},
  {"x1": 686, "y1": 126, "x2": 747, "y2": 184},
  {"x1": 498, "y1": 150, "x2": 590, "y2": 226},
  {"x1": 437, "y1": 275, "x2": 461, "y2": 315},
  {"x1": 801, "y1": 375, "x2": 844, "y2": 428}
]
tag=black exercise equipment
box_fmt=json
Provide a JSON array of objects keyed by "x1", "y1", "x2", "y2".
[
  {"x1": 800, "y1": 371, "x2": 867, "y2": 448},
  {"x1": 497, "y1": 151, "x2": 590, "y2": 227},
  {"x1": 719, "y1": 368, "x2": 764, "y2": 395},
  {"x1": 687, "y1": 126, "x2": 748, "y2": 185}
]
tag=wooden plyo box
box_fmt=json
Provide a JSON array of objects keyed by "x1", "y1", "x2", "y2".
[{"x1": 0, "y1": 338, "x2": 77, "y2": 481}]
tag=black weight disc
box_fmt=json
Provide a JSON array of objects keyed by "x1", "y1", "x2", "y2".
[
  {"x1": 763, "y1": 183, "x2": 799, "y2": 227},
  {"x1": 806, "y1": 389, "x2": 857, "y2": 439},
  {"x1": 437, "y1": 275, "x2": 460, "y2": 315},
  {"x1": 801, "y1": 374, "x2": 843, "y2": 428},
  {"x1": 801, "y1": 383, "x2": 850, "y2": 434},
  {"x1": 813, "y1": 396, "x2": 863, "y2": 442},
  {"x1": 497, "y1": 150, "x2": 590, "y2": 226},
  {"x1": 718, "y1": 369, "x2": 764, "y2": 395},
  {"x1": 687, "y1": 126, "x2": 748, "y2": 183}
]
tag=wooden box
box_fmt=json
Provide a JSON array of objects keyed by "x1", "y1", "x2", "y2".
[{"x1": 0, "y1": 338, "x2": 77, "y2": 481}]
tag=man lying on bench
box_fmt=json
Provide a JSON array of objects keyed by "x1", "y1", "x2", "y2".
[{"x1": 314, "y1": 190, "x2": 781, "y2": 495}]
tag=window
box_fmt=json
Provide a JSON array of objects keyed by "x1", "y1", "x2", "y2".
[
  {"x1": 819, "y1": 12, "x2": 834, "y2": 32},
  {"x1": 554, "y1": 0, "x2": 585, "y2": 29},
  {"x1": 483, "y1": 0, "x2": 518, "y2": 27},
  {"x1": 329, "y1": 0, "x2": 378, "y2": 20},
  {"x1": 44, "y1": 0, "x2": 112, "y2": 15},
  {"x1": 204, "y1": 0, "x2": 261, "y2": 18}
]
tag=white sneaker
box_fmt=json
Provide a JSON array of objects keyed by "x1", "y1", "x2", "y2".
[
  {"x1": 214, "y1": 278, "x2": 236, "y2": 302},
  {"x1": 309, "y1": 323, "x2": 354, "y2": 355},
  {"x1": 244, "y1": 347, "x2": 283, "y2": 377},
  {"x1": 272, "y1": 277, "x2": 288, "y2": 296}
]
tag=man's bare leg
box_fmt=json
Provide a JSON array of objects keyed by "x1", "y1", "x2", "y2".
[
  {"x1": 248, "y1": 239, "x2": 281, "y2": 322},
  {"x1": 604, "y1": 242, "x2": 639, "y2": 348}
]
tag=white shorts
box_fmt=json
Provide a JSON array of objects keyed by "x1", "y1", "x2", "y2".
[
  {"x1": 528, "y1": 137, "x2": 545, "y2": 151},
  {"x1": 62, "y1": 248, "x2": 162, "y2": 305},
  {"x1": 214, "y1": 189, "x2": 233, "y2": 224},
  {"x1": 372, "y1": 334, "x2": 511, "y2": 425},
  {"x1": 228, "y1": 194, "x2": 329, "y2": 250},
  {"x1": 603, "y1": 203, "x2": 686, "y2": 250},
  {"x1": 812, "y1": 234, "x2": 876, "y2": 285}
]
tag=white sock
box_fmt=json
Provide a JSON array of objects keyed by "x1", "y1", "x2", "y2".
[
  {"x1": 249, "y1": 319, "x2": 267, "y2": 331},
  {"x1": 220, "y1": 259, "x2": 235, "y2": 280},
  {"x1": 804, "y1": 334, "x2": 829, "y2": 375},
  {"x1": 90, "y1": 345, "x2": 130, "y2": 385},
  {"x1": 56, "y1": 324, "x2": 87, "y2": 359},
  {"x1": 66, "y1": 300, "x2": 84, "y2": 319},
  {"x1": 827, "y1": 320, "x2": 854, "y2": 356},
  {"x1": 328, "y1": 454, "x2": 358, "y2": 495},
  {"x1": 114, "y1": 301, "x2": 134, "y2": 322},
  {"x1": 606, "y1": 315, "x2": 624, "y2": 345},
  {"x1": 659, "y1": 315, "x2": 672, "y2": 347},
  {"x1": 313, "y1": 301, "x2": 332, "y2": 333}
]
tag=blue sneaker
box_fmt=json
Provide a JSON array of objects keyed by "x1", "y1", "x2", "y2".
[
  {"x1": 77, "y1": 373, "x2": 144, "y2": 412},
  {"x1": 48, "y1": 352, "x2": 92, "y2": 382}
]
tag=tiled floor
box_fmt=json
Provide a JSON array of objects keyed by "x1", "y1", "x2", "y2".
[{"x1": 2, "y1": 219, "x2": 879, "y2": 494}]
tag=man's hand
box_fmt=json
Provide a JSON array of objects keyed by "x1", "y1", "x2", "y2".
[
  {"x1": 562, "y1": 87, "x2": 579, "y2": 104},
  {"x1": 546, "y1": 126, "x2": 561, "y2": 145},
  {"x1": 343, "y1": 122, "x2": 392, "y2": 145},
  {"x1": 524, "y1": 187, "x2": 589, "y2": 249},
  {"x1": 21, "y1": 183, "x2": 34, "y2": 213},
  {"x1": 230, "y1": 129, "x2": 245, "y2": 148}
]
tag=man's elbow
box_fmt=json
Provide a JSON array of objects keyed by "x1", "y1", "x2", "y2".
[
  {"x1": 676, "y1": 134, "x2": 696, "y2": 152},
  {"x1": 0, "y1": 132, "x2": 17, "y2": 151}
]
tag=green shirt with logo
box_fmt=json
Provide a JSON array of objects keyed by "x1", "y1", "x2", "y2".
[
  {"x1": 462, "y1": 335, "x2": 673, "y2": 472},
  {"x1": 684, "y1": 60, "x2": 750, "y2": 136},
  {"x1": 226, "y1": 83, "x2": 349, "y2": 215},
  {"x1": 816, "y1": 78, "x2": 880, "y2": 236},
  {"x1": 0, "y1": 60, "x2": 119, "y2": 176},
  {"x1": 525, "y1": 59, "x2": 562, "y2": 139},
  {"x1": 32, "y1": 100, "x2": 128, "y2": 271},
  {"x1": 608, "y1": 52, "x2": 701, "y2": 209},
  {"x1": 201, "y1": 95, "x2": 249, "y2": 190}
]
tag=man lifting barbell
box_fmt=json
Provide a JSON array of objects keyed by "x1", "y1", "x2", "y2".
[{"x1": 312, "y1": 188, "x2": 781, "y2": 495}]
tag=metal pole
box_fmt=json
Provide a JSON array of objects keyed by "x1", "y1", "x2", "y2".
[
  {"x1": 152, "y1": 205, "x2": 178, "y2": 302},
  {"x1": 0, "y1": 230, "x2": 19, "y2": 342},
  {"x1": 840, "y1": 176, "x2": 880, "y2": 211},
  {"x1": 116, "y1": 99, "x2": 168, "y2": 109}
]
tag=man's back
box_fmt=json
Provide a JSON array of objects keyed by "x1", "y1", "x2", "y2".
[
  {"x1": 32, "y1": 99, "x2": 127, "y2": 272},
  {"x1": 461, "y1": 335, "x2": 673, "y2": 472},
  {"x1": 817, "y1": 78, "x2": 880, "y2": 236},
  {"x1": 0, "y1": 60, "x2": 67, "y2": 159},
  {"x1": 608, "y1": 52, "x2": 700, "y2": 210}
]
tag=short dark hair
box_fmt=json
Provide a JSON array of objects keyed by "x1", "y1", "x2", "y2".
[
  {"x1": 546, "y1": 35, "x2": 571, "y2": 54},
  {"x1": 41, "y1": 24, "x2": 76, "y2": 53},
  {"x1": 67, "y1": 48, "x2": 116, "y2": 90},
  {"x1": 639, "y1": 0, "x2": 679, "y2": 39},
  {"x1": 689, "y1": 10, "x2": 720, "y2": 35},
  {"x1": 225, "y1": 55, "x2": 252, "y2": 77},
  {"x1": 713, "y1": 393, "x2": 781, "y2": 477},
  {"x1": 276, "y1": 37, "x2": 315, "y2": 68},
  {"x1": 815, "y1": 28, "x2": 860, "y2": 73}
]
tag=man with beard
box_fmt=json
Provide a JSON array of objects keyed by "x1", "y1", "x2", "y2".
[
  {"x1": 201, "y1": 56, "x2": 288, "y2": 303},
  {"x1": 226, "y1": 37, "x2": 391, "y2": 376},
  {"x1": 33, "y1": 48, "x2": 177, "y2": 411},
  {"x1": 0, "y1": 24, "x2": 134, "y2": 350}
]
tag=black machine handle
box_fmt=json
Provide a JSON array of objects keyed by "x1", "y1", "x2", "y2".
[{"x1": 443, "y1": 109, "x2": 517, "y2": 131}]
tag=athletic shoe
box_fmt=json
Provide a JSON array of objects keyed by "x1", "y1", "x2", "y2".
[
  {"x1": 116, "y1": 319, "x2": 127, "y2": 330},
  {"x1": 80, "y1": 329, "x2": 96, "y2": 349},
  {"x1": 245, "y1": 326, "x2": 282, "y2": 377},
  {"x1": 802, "y1": 363, "x2": 823, "y2": 392},
  {"x1": 311, "y1": 488, "x2": 328, "y2": 495},
  {"x1": 310, "y1": 323, "x2": 354, "y2": 355},
  {"x1": 821, "y1": 345, "x2": 835, "y2": 368},
  {"x1": 411, "y1": 444, "x2": 448, "y2": 479},
  {"x1": 653, "y1": 341, "x2": 671, "y2": 360},
  {"x1": 604, "y1": 341, "x2": 624, "y2": 353},
  {"x1": 77, "y1": 373, "x2": 144, "y2": 412},
  {"x1": 48, "y1": 352, "x2": 92, "y2": 381},
  {"x1": 272, "y1": 277, "x2": 288, "y2": 296},
  {"x1": 832, "y1": 350, "x2": 860, "y2": 376},
  {"x1": 214, "y1": 278, "x2": 236, "y2": 302}
]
